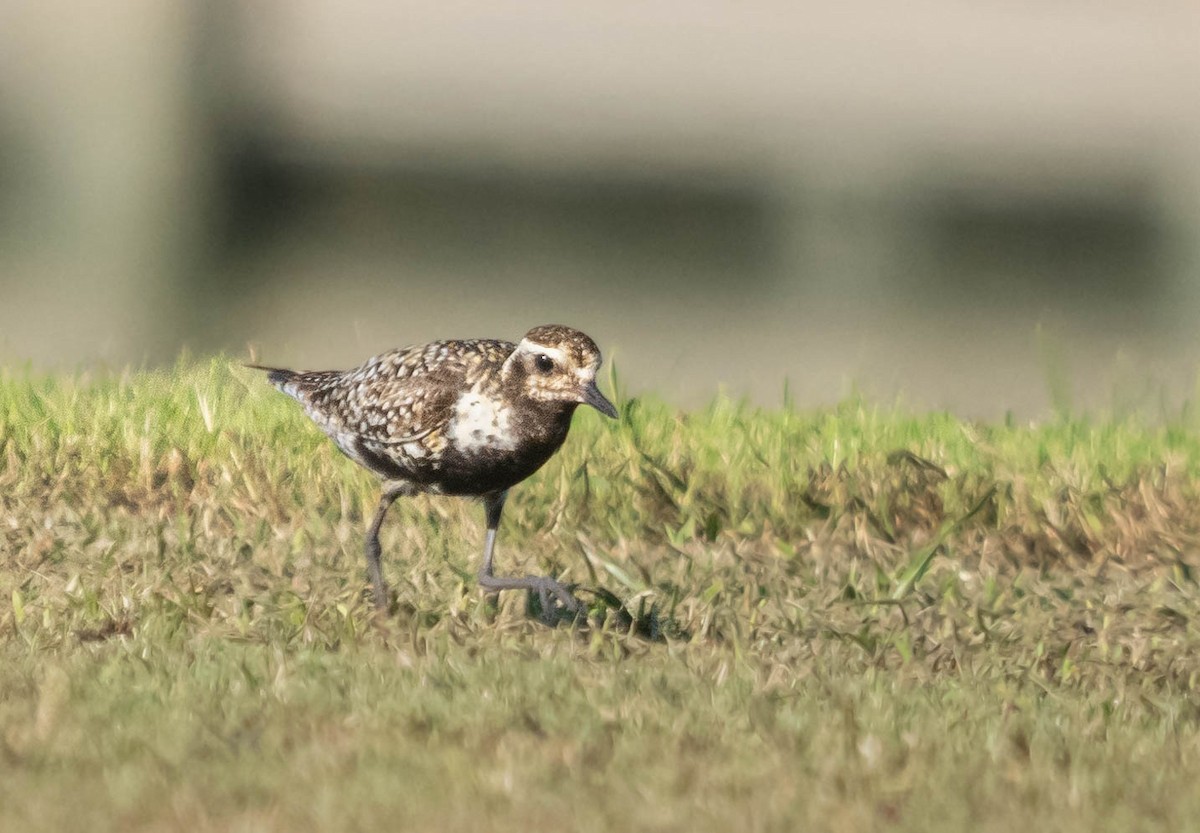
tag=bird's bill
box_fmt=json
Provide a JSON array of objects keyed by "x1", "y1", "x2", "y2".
[{"x1": 580, "y1": 380, "x2": 618, "y2": 418}]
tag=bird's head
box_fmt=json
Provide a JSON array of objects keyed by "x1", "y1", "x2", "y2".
[{"x1": 503, "y1": 324, "x2": 618, "y2": 418}]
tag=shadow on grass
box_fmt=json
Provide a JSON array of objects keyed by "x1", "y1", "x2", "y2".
[{"x1": 524, "y1": 584, "x2": 689, "y2": 642}]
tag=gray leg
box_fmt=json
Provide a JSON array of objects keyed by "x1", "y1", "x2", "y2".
[
  {"x1": 479, "y1": 490, "x2": 506, "y2": 580},
  {"x1": 365, "y1": 484, "x2": 409, "y2": 610},
  {"x1": 476, "y1": 491, "x2": 582, "y2": 618}
]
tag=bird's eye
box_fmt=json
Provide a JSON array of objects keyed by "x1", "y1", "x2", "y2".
[{"x1": 534, "y1": 354, "x2": 555, "y2": 374}]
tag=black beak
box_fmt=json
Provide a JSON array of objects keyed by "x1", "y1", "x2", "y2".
[{"x1": 581, "y1": 380, "x2": 618, "y2": 418}]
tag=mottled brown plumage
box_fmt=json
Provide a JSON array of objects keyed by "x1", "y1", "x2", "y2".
[{"x1": 251, "y1": 324, "x2": 617, "y2": 616}]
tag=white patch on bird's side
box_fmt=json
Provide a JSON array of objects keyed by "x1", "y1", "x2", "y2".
[{"x1": 449, "y1": 386, "x2": 515, "y2": 452}]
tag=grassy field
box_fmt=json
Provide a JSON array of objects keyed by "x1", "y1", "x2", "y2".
[{"x1": 4, "y1": 360, "x2": 1200, "y2": 832}]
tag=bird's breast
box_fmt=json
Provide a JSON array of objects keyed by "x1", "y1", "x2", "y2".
[
  {"x1": 446, "y1": 387, "x2": 518, "y2": 453},
  {"x1": 431, "y1": 392, "x2": 574, "y2": 495}
]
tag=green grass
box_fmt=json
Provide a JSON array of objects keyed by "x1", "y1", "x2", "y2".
[{"x1": 3, "y1": 360, "x2": 1200, "y2": 832}]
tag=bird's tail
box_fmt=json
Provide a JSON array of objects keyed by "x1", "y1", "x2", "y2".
[
  {"x1": 246, "y1": 364, "x2": 342, "y2": 407},
  {"x1": 245, "y1": 363, "x2": 299, "y2": 390},
  {"x1": 246, "y1": 363, "x2": 315, "y2": 407}
]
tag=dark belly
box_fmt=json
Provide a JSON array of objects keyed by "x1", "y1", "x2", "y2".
[
  {"x1": 350, "y1": 433, "x2": 568, "y2": 495},
  {"x1": 432, "y1": 440, "x2": 564, "y2": 495},
  {"x1": 346, "y1": 403, "x2": 577, "y2": 496}
]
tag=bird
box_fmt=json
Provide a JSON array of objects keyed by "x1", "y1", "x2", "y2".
[{"x1": 250, "y1": 324, "x2": 618, "y2": 618}]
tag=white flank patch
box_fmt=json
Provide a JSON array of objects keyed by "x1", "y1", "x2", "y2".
[{"x1": 449, "y1": 387, "x2": 514, "y2": 453}]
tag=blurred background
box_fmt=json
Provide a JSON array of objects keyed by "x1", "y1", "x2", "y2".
[{"x1": 1, "y1": 1, "x2": 1198, "y2": 417}]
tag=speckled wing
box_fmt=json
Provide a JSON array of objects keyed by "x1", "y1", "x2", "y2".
[{"x1": 281, "y1": 339, "x2": 515, "y2": 483}]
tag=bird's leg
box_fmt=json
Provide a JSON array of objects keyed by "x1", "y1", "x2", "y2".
[
  {"x1": 478, "y1": 490, "x2": 506, "y2": 581},
  {"x1": 476, "y1": 491, "x2": 582, "y2": 619},
  {"x1": 364, "y1": 485, "x2": 406, "y2": 610}
]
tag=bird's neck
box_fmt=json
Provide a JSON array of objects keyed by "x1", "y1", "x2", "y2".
[{"x1": 497, "y1": 362, "x2": 576, "y2": 442}]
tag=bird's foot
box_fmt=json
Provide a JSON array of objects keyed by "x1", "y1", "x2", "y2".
[
  {"x1": 530, "y1": 576, "x2": 585, "y2": 625},
  {"x1": 478, "y1": 573, "x2": 585, "y2": 626},
  {"x1": 371, "y1": 589, "x2": 390, "y2": 613}
]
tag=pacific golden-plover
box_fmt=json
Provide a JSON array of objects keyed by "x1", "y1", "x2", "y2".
[{"x1": 251, "y1": 324, "x2": 618, "y2": 618}]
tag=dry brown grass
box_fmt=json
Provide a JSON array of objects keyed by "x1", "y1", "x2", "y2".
[{"x1": 2, "y1": 362, "x2": 1200, "y2": 831}]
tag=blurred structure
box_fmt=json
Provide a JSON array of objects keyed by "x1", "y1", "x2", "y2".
[{"x1": 1, "y1": 1, "x2": 1198, "y2": 416}]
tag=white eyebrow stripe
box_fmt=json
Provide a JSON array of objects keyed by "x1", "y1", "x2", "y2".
[{"x1": 519, "y1": 342, "x2": 570, "y2": 364}]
